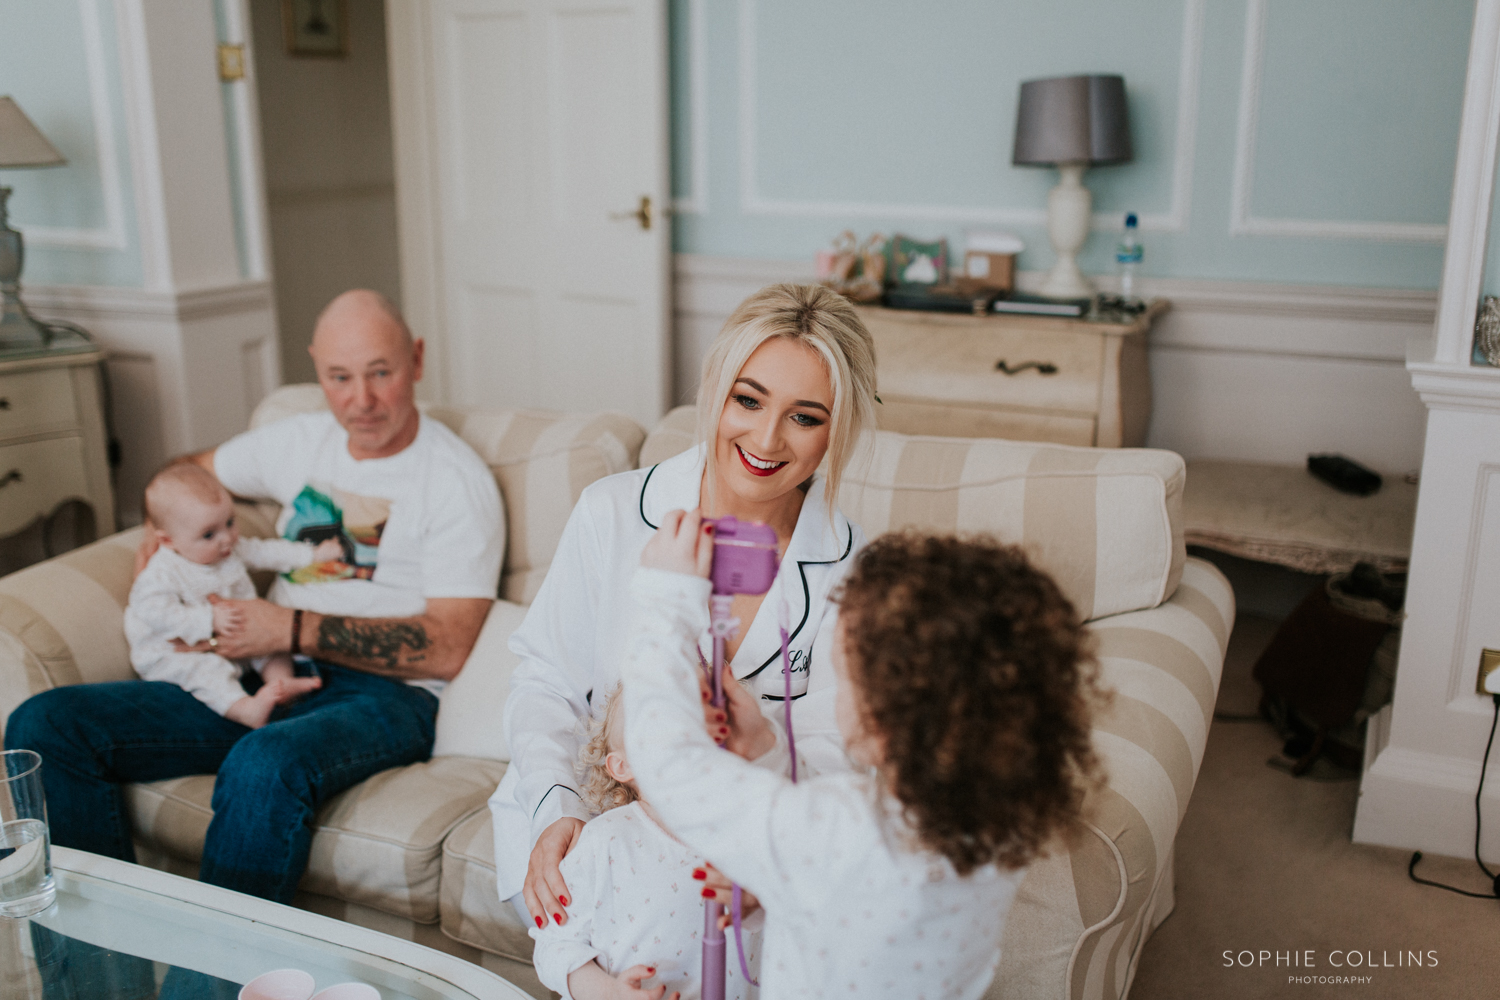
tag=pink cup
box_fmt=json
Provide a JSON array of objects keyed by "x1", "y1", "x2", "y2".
[
  {"x1": 238, "y1": 969, "x2": 316, "y2": 1000},
  {"x1": 310, "y1": 986, "x2": 380, "y2": 1000}
]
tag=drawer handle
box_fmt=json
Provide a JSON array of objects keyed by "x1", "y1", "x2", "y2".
[
  {"x1": 996, "y1": 359, "x2": 1058, "y2": 376},
  {"x1": 0, "y1": 469, "x2": 21, "y2": 489},
  {"x1": 0, "y1": 399, "x2": 10, "y2": 410}
]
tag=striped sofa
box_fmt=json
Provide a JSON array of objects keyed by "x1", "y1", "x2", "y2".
[{"x1": 0, "y1": 391, "x2": 1231, "y2": 1000}]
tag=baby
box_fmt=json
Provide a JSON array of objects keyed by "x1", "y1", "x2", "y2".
[
  {"x1": 623, "y1": 514, "x2": 1105, "y2": 999},
  {"x1": 531, "y1": 684, "x2": 760, "y2": 1000},
  {"x1": 124, "y1": 463, "x2": 342, "y2": 729}
]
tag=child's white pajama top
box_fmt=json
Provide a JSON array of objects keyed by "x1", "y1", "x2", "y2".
[
  {"x1": 530, "y1": 800, "x2": 759, "y2": 1000},
  {"x1": 123, "y1": 539, "x2": 318, "y2": 715},
  {"x1": 621, "y1": 568, "x2": 1027, "y2": 1000}
]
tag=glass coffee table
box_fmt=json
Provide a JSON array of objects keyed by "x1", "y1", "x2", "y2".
[{"x1": 2, "y1": 847, "x2": 532, "y2": 999}]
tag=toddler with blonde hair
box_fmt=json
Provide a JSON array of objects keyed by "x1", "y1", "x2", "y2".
[{"x1": 531, "y1": 685, "x2": 761, "y2": 1000}]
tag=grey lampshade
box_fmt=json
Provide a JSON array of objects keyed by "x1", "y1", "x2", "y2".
[
  {"x1": 0, "y1": 97, "x2": 65, "y2": 169},
  {"x1": 1012, "y1": 75, "x2": 1132, "y2": 167}
]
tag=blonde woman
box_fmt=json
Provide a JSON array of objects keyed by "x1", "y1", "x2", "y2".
[{"x1": 488, "y1": 283, "x2": 878, "y2": 932}]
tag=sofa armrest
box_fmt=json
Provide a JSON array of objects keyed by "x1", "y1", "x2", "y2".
[
  {"x1": 0, "y1": 502, "x2": 282, "y2": 741},
  {"x1": 0, "y1": 528, "x2": 143, "y2": 739},
  {"x1": 991, "y1": 556, "x2": 1234, "y2": 1000}
]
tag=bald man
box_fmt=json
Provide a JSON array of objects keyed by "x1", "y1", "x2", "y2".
[{"x1": 7, "y1": 290, "x2": 504, "y2": 904}]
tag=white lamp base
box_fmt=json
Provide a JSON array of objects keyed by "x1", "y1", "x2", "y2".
[{"x1": 1038, "y1": 163, "x2": 1095, "y2": 300}]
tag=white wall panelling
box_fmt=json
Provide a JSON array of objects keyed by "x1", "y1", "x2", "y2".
[
  {"x1": 219, "y1": 0, "x2": 273, "y2": 281},
  {"x1": 24, "y1": 282, "x2": 278, "y2": 525},
  {"x1": 1229, "y1": 0, "x2": 1449, "y2": 244},
  {"x1": 673, "y1": 254, "x2": 1431, "y2": 472},
  {"x1": 735, "y1": 0, "x2": 1203, "y2": 233},
  {"x1": 35, "y1": 0, "x2": 283, "y2": 522},
  {"x1": 1352, "y1": 0, "x2": 1500, "y2": 863},
  {"x1": 671, "y1": 0, "x2": 708, "y2": 215},
  {"x1": 18, "y1": 0, "x2": 129, "y2": 251}
]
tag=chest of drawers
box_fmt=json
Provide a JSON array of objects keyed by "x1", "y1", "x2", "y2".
[
  {"x1": 855, "y1": 301, "x2": 1165, "y2": 447},
  {"x1": 0, "y1": 349, "x2": 115, "y2": 541}
]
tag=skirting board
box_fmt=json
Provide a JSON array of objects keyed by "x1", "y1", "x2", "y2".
[
  {"x1": 1354, "y1": 705, "x2": 1500, "y2": 862},
  {"x1": 20, "y1": 281, "x2": 280, "y2": 525},
  {"x1": 673, "y1": 255, "x2": 1435, "y2": 473}
]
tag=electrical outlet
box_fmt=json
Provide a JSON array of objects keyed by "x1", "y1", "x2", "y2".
[{"x1": 1479, "y1": 649, "x2": 1500, "y2": 695}]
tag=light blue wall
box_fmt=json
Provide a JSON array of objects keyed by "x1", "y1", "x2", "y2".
[
  {"x1": 0, "y1": 0, "x2": 143, "y2": 287},
  {"x1": 0, "y1": 0, "x2": 254, "y2": 289},
  {"x1": 669, "y1": 0, "x2": 1476, "y2": 290}
]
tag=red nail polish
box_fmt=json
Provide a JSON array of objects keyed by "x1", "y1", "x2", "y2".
[
  {"x1": 719, "y1": 726, "x2": 728, "y2": 734},
  {"x1": 646, "y1": 967, "x2": 655, "y2": 974},
  {"x1": 553, "y1": 913, "x2": 562, "y2": 924},
  {"x1": 701, "y1": 888, "x2": 715, "y2": 898},
  {"x1": 692, "y1": 868, "x2": 706, "y2": 880},
  {"x1": 559, "y1": 895, "x2": 568, "y2": 906},
  {"x1": 715, "y1": 713, "x2": 725, "y2": 722},
  {"x1": 535, "y1": 915, "x2": 544, "y2": 928}
]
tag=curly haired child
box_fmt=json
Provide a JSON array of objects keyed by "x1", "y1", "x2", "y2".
[
  {"x1": 622, "y1": 513, "x2": 1104, "y2": 1000},
  {"x1": 530, "y1": 685, "x2": 762, "y2": 1000}
]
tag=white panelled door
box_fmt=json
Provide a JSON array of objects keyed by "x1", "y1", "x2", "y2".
[{"x1": 390, "y1": 0, "x2": 670, "y2": 427}]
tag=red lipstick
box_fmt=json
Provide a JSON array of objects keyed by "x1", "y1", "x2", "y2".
[{"x1": 736, "y1": 444, "x2": 787, "y2": 478}]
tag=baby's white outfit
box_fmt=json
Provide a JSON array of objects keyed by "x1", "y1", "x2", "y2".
[
  {"x1": 622, "y1": 568, "x2": 1027, "y2": 1000},
  {"x1": 530, "y1": 800, "x2": 760, "y2": 1000},
  {"x1": 123, "y1": 539, "x2": 318, "y2": 715}
]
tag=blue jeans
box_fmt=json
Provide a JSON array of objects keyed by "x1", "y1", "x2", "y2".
[{"x1": 4, "y1": 661, "x2": 438, "y2": 904}]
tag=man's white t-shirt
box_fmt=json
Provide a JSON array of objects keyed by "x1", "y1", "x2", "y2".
[{"x1": 214, "y1": 410, "x2": 504, "y2": 694}]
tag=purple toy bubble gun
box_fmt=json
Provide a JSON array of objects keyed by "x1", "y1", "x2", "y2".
[{"x1": 702, "y1": 516, "x2": 780, "y2": 1000}]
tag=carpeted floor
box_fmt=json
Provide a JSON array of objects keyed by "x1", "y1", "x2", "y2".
[{"x1": 1129, "y1": 613, "x2": 1498, "y2": 999}]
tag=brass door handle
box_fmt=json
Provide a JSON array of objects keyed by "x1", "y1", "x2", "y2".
[
  {"x1": 0, "y1": 469, "x2": 22, "y2": 489},
  {"x1": 609, "y1": 196, "x2": 652, "y2": 230},
  {"x1": 995, "y1": 360, "x2": 1058, "y2": 375}
]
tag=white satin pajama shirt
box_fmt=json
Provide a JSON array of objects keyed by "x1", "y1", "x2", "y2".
[{"x1": 489, "y1": 445, "x2": 864, "y2": 902}]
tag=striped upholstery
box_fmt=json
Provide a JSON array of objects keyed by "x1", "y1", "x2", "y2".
[
  {"x1": 638, "y1": 404, "x2": 695, "y2": 467},
  {"x1": 841, "y1": 429, "x2": 1186, "y2": 621},
  {"x1": 124, "y1": 756, "x2": 505, "y2": 924},
  {"x1": 0, "y1": 502, "x2": 279, "y2": 734},
  {"x1": 249, "y1": 385, "x2": 647, "y2": 604},
  {"x1": 992, "y1": 557, "x2": 1231, "y2": 1000},
  {"x1": 439, "y1": 809, "x2": 537, "y2": 964}
]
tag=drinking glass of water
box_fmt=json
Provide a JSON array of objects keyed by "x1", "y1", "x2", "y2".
[{"x1": 0, "y1": 750, "x2": 53, "y2": 916}]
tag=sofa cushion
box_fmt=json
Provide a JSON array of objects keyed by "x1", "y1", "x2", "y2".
[
  {"x1": 439, "y1": 808, "x2": 536, "y2": 964},
  {"x1": 841, "y1": 431, "x2": 1186, "y2": 621},
  {"x1": 641, "y1": 406, "x2": 1185, "y2": 621},
  {"x1": 433, "y1": 599, "x2": 529, "y2": 761},
  {"x1": 639, "y1": 404, "x2": 696, "y2": 468},
  {"x1": 990, "y1": 556, "x2": 1232, "y2": 999},
  {"x1": 250, "y1": 386, "x2": 646, "y2": 604},
  {"x1": 124, "y1": 756, "x2": 506, "y2": 924}
]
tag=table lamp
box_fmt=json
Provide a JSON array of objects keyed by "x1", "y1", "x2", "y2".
[
  {"x1": 0, "y1": 96, "x2": 67, "y2": 350},
  {"x1": 1012, "y1": 74, "x2": 1132, "y2": 299}
]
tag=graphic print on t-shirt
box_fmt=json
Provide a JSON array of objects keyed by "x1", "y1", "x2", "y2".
[{"x1": 280, "y1": 483, "x2": 392, "y2": 583}]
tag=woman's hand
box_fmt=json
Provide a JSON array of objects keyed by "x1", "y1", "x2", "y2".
[
  {"x1": 640, "y1": 508, "x2": 713, "y2": 579},
  {"x1": 700, "y1": 663, "x2": 775, "y2": 759},
  {"x1": 524, "y1": 816, "x2": 585, "y2": 928},
  {"x1": 693, "y1": 863, "x2": 761, "y2": 930}
]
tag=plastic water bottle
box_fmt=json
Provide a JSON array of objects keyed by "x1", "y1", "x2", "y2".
[{"x1": 1116, "y1": 213, "x2": 1143, "y2": 303}]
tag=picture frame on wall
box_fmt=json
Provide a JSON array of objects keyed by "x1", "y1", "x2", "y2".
[{"x1": 282, "y1": 0, "x2": 348, "y2": 58}]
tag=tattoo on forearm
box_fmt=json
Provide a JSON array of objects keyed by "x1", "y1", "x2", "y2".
[{"x1": 316, "y1": 617, "x2": 432, "y2": 675}]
